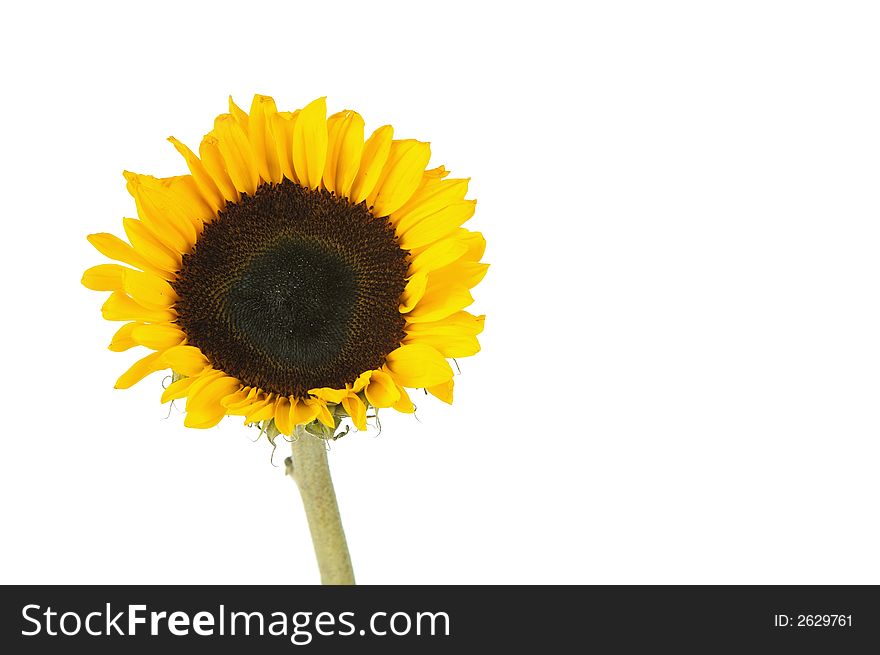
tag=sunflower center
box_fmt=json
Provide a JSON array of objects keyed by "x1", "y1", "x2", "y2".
[{"x1": 172, "y1": 180, "x2": 409, "y2": 397}]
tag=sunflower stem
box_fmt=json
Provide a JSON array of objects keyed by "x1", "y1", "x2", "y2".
[{"x1": 287, "y1": 426, "x2": 355, "y2": 585}]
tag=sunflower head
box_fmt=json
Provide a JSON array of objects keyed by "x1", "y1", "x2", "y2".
[{"x1": 82, "y1": 95, "x2": 486, "y2": 438}]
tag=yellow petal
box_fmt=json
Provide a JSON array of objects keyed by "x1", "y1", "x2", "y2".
[
  {"x1": 427, "y1": 378, "x2": 454, "y2": 404},
  {"x1": 271, "y1": 110, "x2": 299, "y2": 182},
  {"x1": 306, "y1": 397, "x2": 335, "y2": 428},
  {"x1": 223, "y1": 387, "x2": 260, "y2": 412},
  {"x1": 161, "y1": 375, "x2": 196, "y2": 403},
  {"x1": 122, "y1": 269, "x2": 178, "y2": 309},
  {"x1": 404, "y1": 310, "x2": 486, "y2": 336},
  {"x1": 456, "y1": 229, "x2": 487, "y2": 262},
  {"x1": 392, "y1": 384, "x2": 415, "y2": 413},
  {"x1": 108, "y1": 321, "x2": 138, "y2": 352},
  {"x1": 82, "y1": 264, "x2": 127, "y2": 291},
  {"x1": 213, "y1": 114, "x2": 260, "y2": 196},
  {"x1": 399, "y1": 200, "x2": 477, "y2": 250},
  {"x1": 404, "y1": 260, "x2": 487, "y2": 324},
  {"x1": 199, "y1": 134, "x2": 239, "y2": 202},
  {"x1": 86, "y1": 233, "x2": 174, "y2": 280},
  {"x1": 228, "y1": 96, "x2": 250, "y2": 131},
  {"x1": 115, "y1": 351, "x2": 165, "y2": 389},
  {"x1": 404, "y1": 285, "x2": 473, "y2": 324},
  {"x1": 122, "y1": 218, "x2": 182, "y2": 273},
  {"x1": 349, "y1": 125, "x2": 393, "y2": 203},
  {"x1": 362, "y1": 369, "x2": 400, "y2": 408},
  {"x1": 324, "y1": 110, "x2": 364, "y2": 197},
  {"x1": 274, "y1": 397, "x2": 293, "y2": 435},
  {"x1": 161, "y1": 345, "x2": 210, "y2": 376},
  {"x1": 185, "y1": 375, "x2": 240, "y2": 429},
  {"x1": 168, "y1": 136, "x2": 225, "y2": 214},
  {"x1": 384, "y1": 344, "x2": 453, "y2": 388},
  {"x1": 102, "y1": 291, "x2": 176, "y2": 323},
  {"x1": 291, "y1": 397, "x2": 320, "y2": 425},
  {"x1": 292, "y1": 97, "x2": 328, "y2": 190},
  {"x1": 308, "y1": 387, "x2": 349, "y2": 404},
  {"x1": 403, "y1": 332, "x2": 481, "y2": 358},
  {"x1": 248, "y1": 94, "x2": 282, "y2": 183},
  {"x1": 219, "y1": 387, "x2": 250, "y2": 409},
  {"x1": 399, "y1": 272, "x2": 428, "y2": 313},
  {"x1": 408, "y1": 239, "x2": 468, "y2": 276},
  {"x1": 390, "y1": 177, "x2": 470, "y2": 232},
  {"x1": 432, "y1": 260, "x2": 490, "y2": 290},
  {"x1": 245, "y1": 396, "x2": 277, "y2": 423},
  {"x1": 124, "y1": 172, "x2": 197, "y2": 254},
  {"x1": 342, "y1": 394, "x2": 367, "y2": 430},
  {"x1": 131, "y1": 323, "x2": 185, "y2": 350},
  {"x1": 368, "y1": 140, "x2": 431, "y2": 216},
  {"x1": 162, "y1": 175, "x2": 212, "y2": 231},
  {"x1": 183, "y1": 370, "x2": 226, "y2": 409}
]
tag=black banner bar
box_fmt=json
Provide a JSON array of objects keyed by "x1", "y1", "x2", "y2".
[{"x1": 2, "y1": 585, "x2": 877, "y2": 652}]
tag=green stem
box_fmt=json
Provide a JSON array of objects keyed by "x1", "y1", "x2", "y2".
[{"x1": 286, "y1": 425, "x2": 355, "y2": 585}]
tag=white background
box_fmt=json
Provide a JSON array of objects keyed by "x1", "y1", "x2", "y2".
[{"x1": 1, "y1": 0, "x2": 878, "y2": 584}]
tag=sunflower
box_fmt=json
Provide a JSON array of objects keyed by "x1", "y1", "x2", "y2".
[{"x1": 82, "y1": 95, "x2": 486, "y2": 438}]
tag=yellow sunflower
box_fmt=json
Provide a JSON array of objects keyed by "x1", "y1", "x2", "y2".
[{"x1": 82, "y1": 95, "x2": 486, "y2": 437}]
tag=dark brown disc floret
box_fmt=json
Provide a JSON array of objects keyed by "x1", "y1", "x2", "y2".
[{"x1": 172, "y1": 180, "x2": 409, "y2": 397}]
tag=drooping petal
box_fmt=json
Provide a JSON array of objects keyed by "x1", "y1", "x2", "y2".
[
  {"x1": 185, "y1": 375, "x2": 241, "y2": 428},
  {"x1": 342, "y1": 394, "x2": 367, "y2": 430},
  {"x1": 183, "y1": 370, "x2": 226, "y2": 409},
  {"x1": 245, "y1": 396, "x2": 277, "y2": 423},
  {"x1": 349, "y1": 125, "x2": 393, "y2": 203},
  {"x1": 223, "y1": 387, "x2": 260, "y2": 412},
  {"x1": 392, "y1": 383, "x2": 415, "y2": 413},
  {"x1": 361, "y1": 370, "x2": 400, "y2": 408},
  {"x1": 291, "y1": 397, "x2": 320, "y2": 425},
  {"x1": 427, "y1": 378, "x2": 454, "y2": 404},
  {"x1": 308, "y1": 387, "x2": 350, "y2": 404},
  {"x1": 306, "y1": 398, "x2": 335, "y2": 428},
  {"x1": 384, "y1": 344, "x2": 453, "y2": 388},
  {"x1": 367, "y1": 140, "x2": 432, "y2": 216},
  {"x1": 292, "y1": 97, "x2": 328, "y2": 190},
  {"x1": 274, "y1": 397, "x2": 293, "y2": 436}
]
